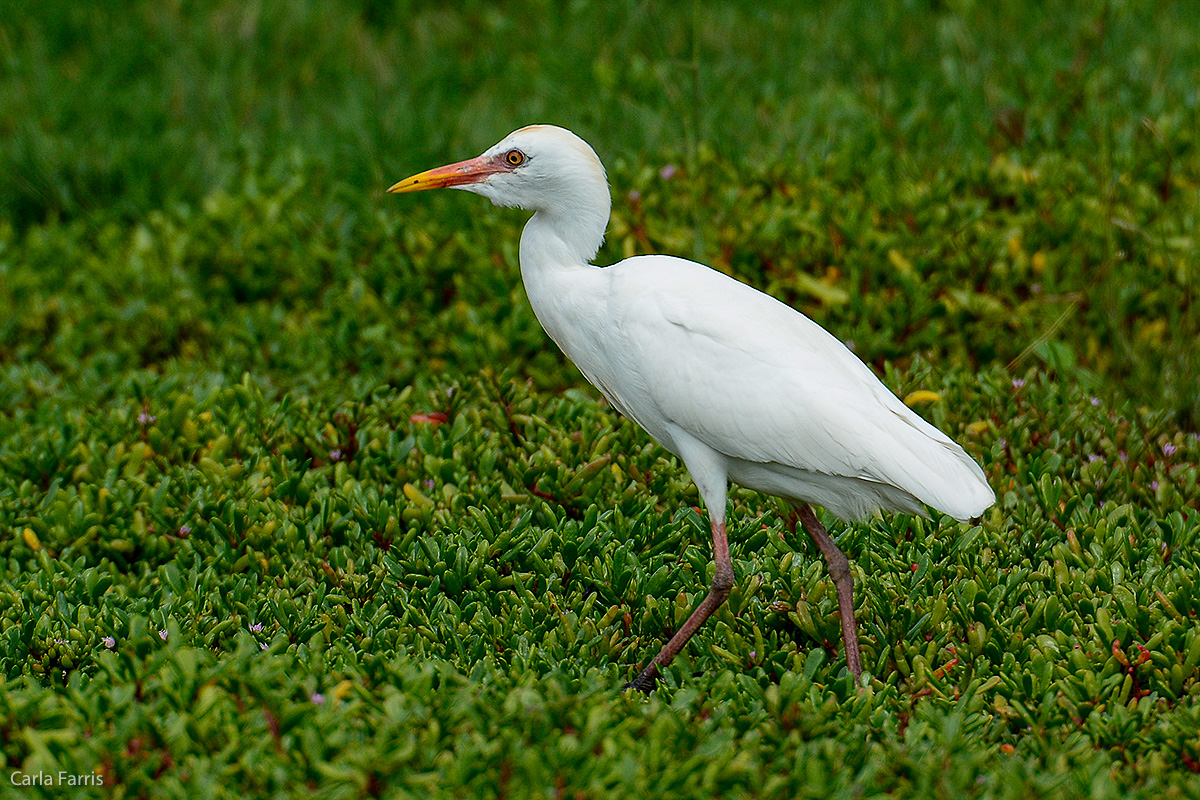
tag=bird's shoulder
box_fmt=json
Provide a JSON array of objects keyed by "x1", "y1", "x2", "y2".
[
  {"x1": 595, "y1": 254, "x2": 936, "y2": 469},
  {"x1": 591, "y1": 257, "x2": 991, "y2": 517},
  {"x1": 603, "y1": 254, "x2": 865, "y2": 373}
]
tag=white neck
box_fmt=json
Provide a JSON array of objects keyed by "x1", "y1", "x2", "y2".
[
  {"x1": 519, "y1": 182, "x2": 611, "y2": 268},
  {"x1": 506, "y1": 132, "x2": 614, "y2": 359},
  {"x1": 517, "y1": 201, "x2": 613, "y2": 372}
]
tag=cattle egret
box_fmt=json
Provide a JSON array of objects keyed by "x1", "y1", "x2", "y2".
[{"x1": 388, "y1": 125, "x2": 995, "y2": 691}]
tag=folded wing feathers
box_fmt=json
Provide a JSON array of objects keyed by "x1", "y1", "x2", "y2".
[{"x1": 614, "y1": 259, "x2": 994, "y2": 522}]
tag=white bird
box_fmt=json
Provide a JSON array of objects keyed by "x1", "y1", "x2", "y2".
[{"x1": 389, "y1": 125, "x2": 995, "y2": 690}]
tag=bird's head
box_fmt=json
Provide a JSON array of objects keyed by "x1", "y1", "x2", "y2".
[{"x1": 388, "y1": 125, "x2": 609, "y2": 216}]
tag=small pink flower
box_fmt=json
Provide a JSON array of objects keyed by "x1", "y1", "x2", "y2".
[
  {"x1": 311, "y1": 692, "x2": 326, "y2": 705},
  {"x1": 159, "y1": 629, "x2": 169, "y2": 641},
  {"x1": 1011, "y1": 378, "x2": 1026, "y2": 390},
  {"x1": 1162, "y1": 443, "x2": 1177, "y2": 456},
  {"x1": 102, "y1": 636, "x2": 116, "y2": 649},
  {"x1": 659, "y1": 164, "x2": 677, "y2": 180}
]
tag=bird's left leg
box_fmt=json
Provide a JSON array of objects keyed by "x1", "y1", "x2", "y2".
[
  {"x1": 795, "y1": 503, "x2": 863, "y2": 683},
  {"x1": 625, "y1": 518, "x2": 734, "y2": 693}
]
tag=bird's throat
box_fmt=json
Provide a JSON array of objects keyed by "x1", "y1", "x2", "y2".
[{"x1": 519, "y1": 209, "x2": 606, "y2": 273}]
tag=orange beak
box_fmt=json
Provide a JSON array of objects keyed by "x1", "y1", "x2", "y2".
[{"x1": 387, "y1": 154, "x2": 503, "y2": 194}]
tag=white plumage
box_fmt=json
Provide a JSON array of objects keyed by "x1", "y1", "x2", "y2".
[{"x1": 389, "y1": 124, "x2": 995, "y2": 689}]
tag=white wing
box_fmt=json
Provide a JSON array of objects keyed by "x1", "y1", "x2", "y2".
[{"x1": 590, "y1": 255, "x2": 994, "y2": 521}]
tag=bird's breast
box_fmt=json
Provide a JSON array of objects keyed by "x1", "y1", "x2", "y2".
[{"x1": 521, "y1": 262, "x2": 683, "y2": 450}]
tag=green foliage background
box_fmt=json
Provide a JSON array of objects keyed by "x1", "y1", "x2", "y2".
[{"x1": 1, "y1": 0, "x2": 1198, "y2": 797}]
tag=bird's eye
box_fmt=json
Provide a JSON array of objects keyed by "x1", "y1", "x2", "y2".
[{"x1": 505, "y1": 149, "x2": 525, "y2": 166}]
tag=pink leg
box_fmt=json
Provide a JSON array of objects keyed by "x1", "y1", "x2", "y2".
[
  {"x1": 626, "y1": 519, "x2": 734, "y2": 693},
  {"x1": 795, "y1": 503, "x2": 862, "y2": 681}
]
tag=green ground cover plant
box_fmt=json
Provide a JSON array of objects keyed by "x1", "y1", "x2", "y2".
[{"x1": 1, "y1": 0, "x2": 1198, "y2": 797}]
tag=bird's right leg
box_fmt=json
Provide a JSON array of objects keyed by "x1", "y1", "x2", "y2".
[
  {"x1": 794, "y1": 503, "x2": 863, "y2": 682},
  {"x1": 625, "y1": 519, "x2": 734, "y2": 693}
]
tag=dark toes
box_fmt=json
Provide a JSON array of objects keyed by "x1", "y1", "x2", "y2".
[{"x1": 623, "y1": 670, "x2": 658, "y2": 694}]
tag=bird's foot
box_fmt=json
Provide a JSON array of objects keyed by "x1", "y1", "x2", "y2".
[{"x1": 623, "y1": 663, "x2": 660, "y2": 694}]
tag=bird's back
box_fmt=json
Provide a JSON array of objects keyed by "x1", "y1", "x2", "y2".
[{"x1": 576, "y1": 255, "x2": 995, "y2": 522}]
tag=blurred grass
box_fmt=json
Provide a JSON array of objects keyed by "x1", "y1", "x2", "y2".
[
  {"x1": 5, "y1": 0, "x2": 1197, "y2": 211},
  {"x1": 1, "y1": 0, "x2": 1200, "y2": 797},
  {"x1": 2, "y1": 0, "x2": 1197, "y2": 417}
]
